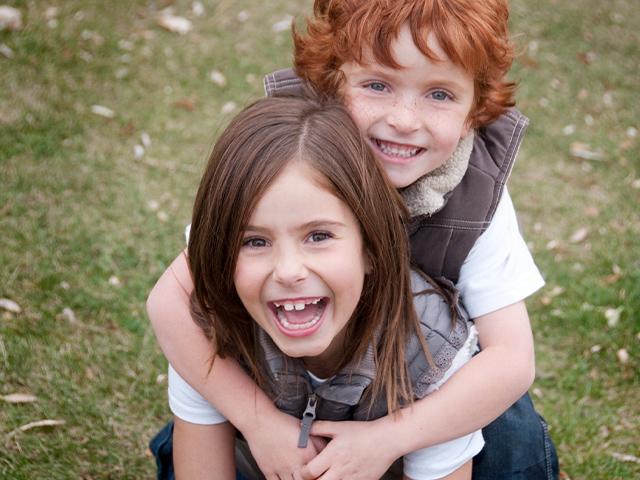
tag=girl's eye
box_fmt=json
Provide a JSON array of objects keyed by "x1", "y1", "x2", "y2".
[
  {"x1": 430, "y1": 90, "x2": 452, "y2": 101},
  {"x1": 366, "y1": 81, "x2": 387, "y2": 92},
  {"x1": 242, "y1": 237, "x2": 268, "y2": 248},
  {"x1": 308, "y1": 231, "x2": 332, "y2": 243}
]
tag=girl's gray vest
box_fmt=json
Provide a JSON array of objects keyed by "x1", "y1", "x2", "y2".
[
  {"x1": 256, "y1": 272, "x2": 470, "y2": 422},
  {"x1": 264, "y1": 68, "x2": 529, "y2": 283}
]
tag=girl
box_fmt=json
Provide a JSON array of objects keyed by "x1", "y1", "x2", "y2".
[{"x1": 168, "y1": 94, "x2": 483, "y2": 479}]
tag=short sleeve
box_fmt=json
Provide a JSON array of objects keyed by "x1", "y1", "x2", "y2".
[
  {"x1": 456, "y1": 188, "x2": 544, "y2": 318},
  {"x1": 403, "y1": 429, "x2": 484, "y2": 479},
  {"x1": 168, "y1": 364, "x2": 227, "y2": 425}
]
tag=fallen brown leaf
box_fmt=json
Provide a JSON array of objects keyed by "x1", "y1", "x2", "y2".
[
  {"x1": 0, "y1": 298, "x2": 21, "y2": 313},
  {"x1": 8, "y1": 419, "x2": 66, "y2": 437},
  {"x1": 570, "y1": 227, "x2": 589, "y2": 243},
  {"x1": 173, "y1": 98, "x2": 195, "y2": 111},
  {"x1": 1, "y1": 393, "x2": 38, "y2": 403}
]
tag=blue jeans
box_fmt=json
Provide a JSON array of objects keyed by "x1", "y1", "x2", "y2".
[
  {"x1": 149, "y1": 421, "x2": 251, "y2": 480},
  {"x1": 150, "y1": 393, "x2": 558, "y2": 479},
  {"x1": 473, "y1": 393, "x2": 559, "y2": 479}
]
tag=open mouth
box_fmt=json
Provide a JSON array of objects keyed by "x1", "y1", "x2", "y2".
[
  {"x1": 269, "y1": 297, "x2": 327, "y2": 332},
  {"x1": 372, "y1": 138, "x2": 425, "y2": 159}
]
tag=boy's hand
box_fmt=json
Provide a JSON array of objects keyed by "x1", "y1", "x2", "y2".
[
  {"x1": 300, "y1": 419, "x2": 399, "y2": 480},
  {"x1": 243, "y1": 409, "x2": 320, "y2": 479}
]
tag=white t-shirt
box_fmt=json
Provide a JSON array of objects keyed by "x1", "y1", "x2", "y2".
[
  {"x1": 169, "y1": 327, "x2": 484, "y2": 480},
  {"x1": 455, "y1": 188, "x2": 544, "y2": 318}
]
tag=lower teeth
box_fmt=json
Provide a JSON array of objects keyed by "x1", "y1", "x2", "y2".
[{"x1": 276, "y1": 308, "x2": 323, "y2": 330}]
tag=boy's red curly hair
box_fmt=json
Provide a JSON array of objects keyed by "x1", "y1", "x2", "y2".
[{"x1": 293, "y1": 0, "x2": 516, "y2": 128}]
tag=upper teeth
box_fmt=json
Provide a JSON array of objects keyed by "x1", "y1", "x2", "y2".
[
  {"x1": 376, "y1": 140, "x2": 420, "y2": 158},
  {"x1": 275, "y1": 299, "x2": 321, "y2": 311}
]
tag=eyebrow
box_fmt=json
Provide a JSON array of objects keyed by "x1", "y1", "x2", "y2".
[{"x1": 243, "y1": 220, "x2": 347, "y2": 232}]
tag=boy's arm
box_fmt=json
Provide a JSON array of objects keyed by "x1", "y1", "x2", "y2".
[
  {"x1": 173, "y1": 418, "x2": 236, "y2": 480},
  {"x1": 147, "y1": 252, "x2": 319, "y2": 476},
  {"x1": 301, "y1": 301, "x2": 534, "y2": 480}
]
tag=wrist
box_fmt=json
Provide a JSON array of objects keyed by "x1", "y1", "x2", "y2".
[{"x1": 232, "y1": 392, "x2": 280, "y2": 436}]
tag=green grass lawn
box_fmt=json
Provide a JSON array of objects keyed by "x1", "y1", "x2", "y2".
[{"x1": 1, "y1": 0, "x2": 638, "y2": 478}]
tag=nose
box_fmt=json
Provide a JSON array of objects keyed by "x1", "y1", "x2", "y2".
[
  {"x1": 387, "y1": 96, "x2": 421, "y2": 134},
  {"x1": 272, "y1": 246, "x2": 308, "y2": 286}
]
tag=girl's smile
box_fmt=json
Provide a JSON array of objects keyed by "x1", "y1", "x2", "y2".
[{"x1": 233, "y1": 161, "x2": 370, "y2": 374}]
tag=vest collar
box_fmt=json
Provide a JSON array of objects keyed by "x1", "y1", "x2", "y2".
[{"x1": 401, "y1": 132, "x2": 474, "y2": 217}]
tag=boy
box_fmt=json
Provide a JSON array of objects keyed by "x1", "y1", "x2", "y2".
[{"x1": 149, "y1": 1, "x2": 558, "y2": 478}]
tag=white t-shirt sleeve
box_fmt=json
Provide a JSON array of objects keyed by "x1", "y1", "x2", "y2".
[
  {"x1": 403, "y1": 325, "x2": 484, "y2": 479},
  {"x1": 456, "y1": 188, "x2": 544, "y2": 318},
  {"x1": 168, "y1": 364, "x2": 227, "y2": 425}
]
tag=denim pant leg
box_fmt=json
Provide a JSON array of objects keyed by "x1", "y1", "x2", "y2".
[
  {"x1": 472, "y1": 393, "x2": 559, "y2": 480},
  {"x1": 149, "y1": 420, "x2": 251, "y2": 480}
]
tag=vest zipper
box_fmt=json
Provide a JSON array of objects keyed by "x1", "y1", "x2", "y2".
[{"x1": 297, "y1": 393, "x2": 317, "y2": 448}]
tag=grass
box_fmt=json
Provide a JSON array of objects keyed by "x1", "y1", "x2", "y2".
[{"x1": 1, "y1": 0, "x2": 638, "y2": 478}]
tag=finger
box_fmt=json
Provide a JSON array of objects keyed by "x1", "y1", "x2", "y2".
[
  {"x1": 301, "y1": 447, "x2": 333, "y2": 480},
  {"x1": 310, "y1": 435, "x2": 328, "y2": 452},
  {"x1": 309, "y1": 420, "x2": 340, "y2": 438}
]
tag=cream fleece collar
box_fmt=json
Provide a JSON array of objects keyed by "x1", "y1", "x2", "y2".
[{"x1": 401, "y1": 132, "x2": 475, "y2": 217}]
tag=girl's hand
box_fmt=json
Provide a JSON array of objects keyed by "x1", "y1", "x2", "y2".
[
  {"x1": 243, "y1": 409, "x2": 321, "y2": 479},
  {"x1": 300, "y1": 419, "x2": 400, "y2": 480}
]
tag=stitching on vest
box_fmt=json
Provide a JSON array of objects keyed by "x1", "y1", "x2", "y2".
[{"x1": 484, "y1": 110, "x2": 528, "y2": 223}]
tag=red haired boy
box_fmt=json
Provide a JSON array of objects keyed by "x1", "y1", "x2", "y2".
[{"x1": 149, "y1": 1, "x2": 559, "y2": 479}]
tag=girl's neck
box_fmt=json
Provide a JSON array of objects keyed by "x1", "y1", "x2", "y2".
[{"x1": 302, "y1": 338, "x2": 344, "y2": 379}]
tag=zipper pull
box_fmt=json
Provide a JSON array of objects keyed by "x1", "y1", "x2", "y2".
[{"x1": 297, "y1": 393, "x2": 317, "y2": 448}]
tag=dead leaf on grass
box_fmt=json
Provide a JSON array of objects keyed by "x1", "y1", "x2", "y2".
[
  {"x1": 272, "y1": 15, "x2": 293, "y2": 33},
  {"x1": 192, "y1": 1, "x2": 204, "y2": 17},
  {"x1": 157, "y1": 13, "x2": 193, "y2": 35},
  {"x1": 0, "y1": 298, "x2": 21, "y2": 313},
  {"x1": 569, "y1": 227, "x2": 589, "y2": 243},
  {"x1": 8, "y1": 419, "x2": 66, "y2": 437},
  {"x1": 0, "y1": 6, "x2": 22, "y2": 31},
  {"x1": 91, "y1": 105, "x2": 115, "y2": 119},
  {"x1": 610, "y1": 452, "x2": 640, "y2": 464},
  {"x1": 616, "y1": 348, "x2": 629, "y2": 364},
  {"x1": 577, "y1": 51, "x2": 596, "y2": 65},
  {"x1": 604, "y1": 307, "x2": 622, "y2": 327},
  {"x1": 0, "y1": 42, "x2": 14, "y2": 58},
  {"x1": 209, "y1": 70, "x2": 227, "y2": 87},
  {"x1": 173, "y1": 98, "x2": 195, "y2": 111},
  {"x1": 221, "y1": 101, "x2": 237, "y2": 114},
  {"x1": 134, "y1": 144, "x2": 145, "y2": 159},
  {"x1": 61, "y1": 307, "x2": 78, "y2": 325},
  {"x1": 584, "y1": 206, "x2": 599, "y2": 217},
  {"x1": 1, "y1": 393, "x2": 38, "y2": 403},
  {"x1": 141, "y1": 132, "x2": 151, "y2": 148},
  {"x1": 570, "y1": 142, "x2": 604, "y2": 161}
]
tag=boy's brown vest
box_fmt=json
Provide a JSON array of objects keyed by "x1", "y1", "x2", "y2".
[{"x1": 264, "y1": 68, "x2": 529, "y2": 283}]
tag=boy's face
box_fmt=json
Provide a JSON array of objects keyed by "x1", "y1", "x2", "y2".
[{"x1": 340, "y1": 25, "x2": 474, "y2": 188}]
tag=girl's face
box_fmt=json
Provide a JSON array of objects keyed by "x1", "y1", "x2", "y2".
[{"x1": 234, "y1": 161, "x2": 369, "y2": 376}]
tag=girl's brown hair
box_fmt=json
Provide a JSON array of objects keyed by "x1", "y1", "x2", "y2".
[
  {"x1": 189, "y1": 94, "x2": 420, "y2": 413},
  {"x1": 293, "y1": 0, "x2": 516, "y2": 128}
]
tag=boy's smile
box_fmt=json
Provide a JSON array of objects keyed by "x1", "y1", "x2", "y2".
[{"x1": 340, "y1": 24, "x2": 474, "y2": 188}]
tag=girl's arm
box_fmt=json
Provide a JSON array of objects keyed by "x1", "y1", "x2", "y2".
[
  {"x1": 301, "y1": 301, "x2": 534, "y2": 480},
  {"x1": 147, "y1": 251, "x2": 319, "y2": 476},
  {"x1": 173, "y1": 418, "x2": 236, "y2": 480}
]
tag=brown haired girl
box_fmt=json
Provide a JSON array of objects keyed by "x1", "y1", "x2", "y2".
[{"x1": 166, "y1": 94, "x2": 483, "y2": 479}]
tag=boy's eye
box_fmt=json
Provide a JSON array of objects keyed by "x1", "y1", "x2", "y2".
[
  {"x1": 242, "y1": 237, "x2": 268, "y2": 248},
  {"x1": 430, "y1": 90, "x2": 452, "y2": 101},
  {"x1": 366, "y1": 81, "x2": 387, "y2": 92},
  {"x1": 308, "y1": 231, "x2": 332, "y2": 243}
]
